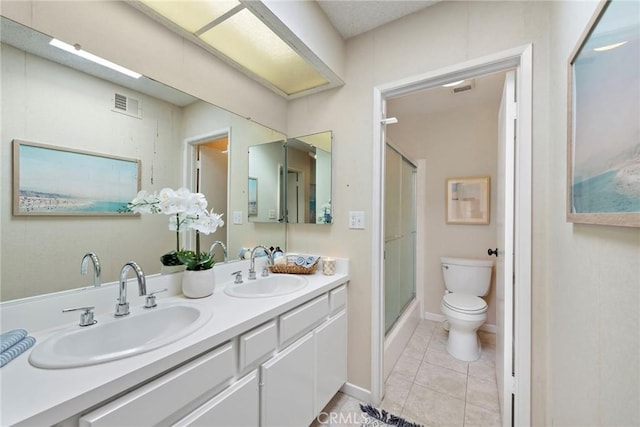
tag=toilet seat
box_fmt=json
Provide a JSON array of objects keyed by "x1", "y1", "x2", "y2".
[{"x1": 442, "y1": 293, "x2": 487, "y2": 314}]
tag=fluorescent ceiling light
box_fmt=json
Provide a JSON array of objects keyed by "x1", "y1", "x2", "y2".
[
  {"x1": 593, "y1": 41, "x2": 628, "y2": 52},
  {"x1": 49, "y1": 39, "x2": 141, "y2": 79},
  {"x1": 442, "y1": 80, "x2": 465, "y2": 87},
  {"x1": 137, "y1": 0, "x2": 328, "y2": 97}
]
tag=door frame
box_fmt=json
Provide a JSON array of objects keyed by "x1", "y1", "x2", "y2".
[
  {"x1": 183, "y1": 128, "x2": 231, "y2": 252},
  {"x1": 371, "y1": 44, "x2": 532, "y2": 426}
]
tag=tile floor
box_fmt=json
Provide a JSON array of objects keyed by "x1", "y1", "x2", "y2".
[{"x1": 311, "y1": 319, "x2": 501, "y2": 427}]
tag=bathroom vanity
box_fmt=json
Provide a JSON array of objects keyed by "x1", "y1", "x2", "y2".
[{"x1": 0, "y1": 258, "x2": 349, "y2": 426}]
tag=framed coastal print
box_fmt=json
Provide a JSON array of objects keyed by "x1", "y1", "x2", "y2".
[
  {"x1": 567, "y1": 0, "x2": 640, "y2": 227},
  {"x1": 13, "y1": 140, "x2": 141, "y2": 216},
  {"x1": 248, "y1": 177, "x2": 258, "y2": 216},
  {"x1": 445, "y1": 176, "x2": 490, "y2": 225}
]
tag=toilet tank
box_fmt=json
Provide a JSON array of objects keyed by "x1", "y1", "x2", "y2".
[{"x1": 440, "y1": 257, "x2": 494, "y2": 296}]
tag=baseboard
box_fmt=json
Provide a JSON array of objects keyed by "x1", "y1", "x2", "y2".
[
  {"x1": 423, "y1": 312, "x2": 445, "y2": 323},
  {"x1": 423, "y1": 311, "x2": 496, "y2": 334},
  {"x1": 340, "y1": 382, "x2": 371, "y2": 403}
]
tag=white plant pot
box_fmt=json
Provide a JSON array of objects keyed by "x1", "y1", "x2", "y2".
[
  {"x1": 161, "y1": 264, "x2": 187, "y2": 275},
  {"x1": 182, "y1": 269, "x2": 215, "y2": 299}
]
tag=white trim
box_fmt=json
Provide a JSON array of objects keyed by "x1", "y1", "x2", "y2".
[
  {"x1": 514, "y1": 44, "x2": 533, "y2": 427},
  {"x1": 340, "y1": 382, "x2": 371, "y2": 403},
  {"x1": 183, "y1": 128, "x2": 232, "y2": 252},
  {"x1": 370, "y1": 88, "x2": 385, "y2": 406},
  {"x1": 423, "y1": 311, "x2": 446, "y2": 323},
  {"x1": 372, "y1": 44, "x2": 533, "y2": 425}
]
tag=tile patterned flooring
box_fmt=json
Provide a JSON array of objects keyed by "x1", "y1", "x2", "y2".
[{"x1": 311, "y1": 319, "x2": 501, "y2": 427}]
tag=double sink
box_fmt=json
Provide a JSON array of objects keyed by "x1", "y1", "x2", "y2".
[{"x1": 29, "y1": 274, "x2": 307, "y2": 369}]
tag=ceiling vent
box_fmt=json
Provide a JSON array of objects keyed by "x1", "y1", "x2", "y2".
[
  {"x1": 451, "y1": 79, "x2": 475, "y2": 94},
  {"x1": 112, "y1": 93, "x2": 142, "y2": 119}
]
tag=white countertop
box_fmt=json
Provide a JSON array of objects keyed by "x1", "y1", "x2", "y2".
[{"x1": 0, "y1": 257, "x2": 349, "y2": 426}]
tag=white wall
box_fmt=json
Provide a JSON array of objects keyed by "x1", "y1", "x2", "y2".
[
  {"x1": 0, "y1": 0, "x2": 287, "y2": 133},
  {"x1": 286, "y1": 1, "x2": 639, "y2": 424},
  {"x1": 547, "y1": 1, "x2": 640, "y2": 425},
  {"x1": 286, "y1": 2, "x2": 553, "y2": 412},
  {"x1": 387, "y1": 101, "x2": 499, "y2": 327}
]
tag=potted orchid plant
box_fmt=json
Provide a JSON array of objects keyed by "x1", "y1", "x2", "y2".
[{"x1": 127, "y1": 187, "x2": 224, "y2": 297}]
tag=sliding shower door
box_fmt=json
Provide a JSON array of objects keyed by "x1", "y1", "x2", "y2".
[{"x1": 384, "y1": 146, "x2": 416, "y2": 334}]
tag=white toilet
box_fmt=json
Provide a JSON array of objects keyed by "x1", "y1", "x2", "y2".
[{"x1": 440, "y1": 257, "x2": 494, "y2": 362}]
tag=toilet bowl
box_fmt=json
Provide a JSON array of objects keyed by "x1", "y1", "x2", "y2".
[{"x1": 440, "y1": 257, "x2": 493, "y2": 362}]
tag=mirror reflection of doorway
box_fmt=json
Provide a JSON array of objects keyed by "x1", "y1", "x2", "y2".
[
  {"x1": 193, "y1": 136, "x2": 228, "y2": 261},
  {"x1": 286, "y1": 169, "x2": 305, "y2": 223}
]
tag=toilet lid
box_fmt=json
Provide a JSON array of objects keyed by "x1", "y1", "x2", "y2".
[{"x1": 443, "y1": 293, "x2": 487, "y2": 313}]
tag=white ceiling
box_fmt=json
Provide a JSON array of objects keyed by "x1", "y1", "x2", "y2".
[
  {"x1": 317, "y1": 0, "x2": 440, "y2": 39},
  {"x1": 388, "y1": 71, "x2": 507, "y2": 118},
  {"x1": 314, "y1": 1, "x2": 507, "y2": 116}
]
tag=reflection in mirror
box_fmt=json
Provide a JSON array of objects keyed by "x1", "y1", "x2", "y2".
[
  {"x1": 286, "y1": 131, "x2": 333, "y2": 224},
  {"x1": 0, "y1": 17, "x2": 286, "y2": 301},
  {"x1": 248, "y1": 141, "x2": 286, "y2": 223}
]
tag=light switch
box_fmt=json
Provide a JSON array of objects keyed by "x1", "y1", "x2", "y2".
[
  {"x1": 349, "y1": 211, "x2": 365, "y2": 229},
  {"x1": 233, "y1": 211, "x2": 243, "y2": 225}
]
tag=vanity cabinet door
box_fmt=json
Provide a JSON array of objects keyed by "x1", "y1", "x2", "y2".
[
  {"x1": 261, "y1": 332, "x2": 314, "y2": 427},
  {"x1": 173, "y1": 370, "x2": 259, "y2": 427},
  {"x1": 315, "y1": 311, "x2": 347, "y2": 413},
  {"x1": 79, "y1": 343, "x2": 235, "y2": 427}
]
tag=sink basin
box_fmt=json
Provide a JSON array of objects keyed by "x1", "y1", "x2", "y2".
[
  {"x1": 29, "y1": 303, "x2": 211, "y2": 369},
  {"x1": 225, "y1": 274, "x2": 308, "y2": 298}
]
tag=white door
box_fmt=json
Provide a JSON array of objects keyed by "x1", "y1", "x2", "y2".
[{"x1": 496, "y1": 70, "x2": 516, "y2": 426}]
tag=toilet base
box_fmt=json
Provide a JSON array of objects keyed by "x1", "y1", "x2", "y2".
[{"x1": 446, "y1": 328, "x2": 482, "y2": 362}]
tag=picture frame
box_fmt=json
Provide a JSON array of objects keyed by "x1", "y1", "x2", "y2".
[
  {"x1": 445, "y1": 176, "x2": 490, "y2": 225},
  {"x1": 567, "y1": 0, "x2": 640, "y2": 227},
  {"x1": 248, "y1": 177, "x2": 258, "y2": 216},
  {"x1": 13, "y1": 140, "x2": 141, "y2": 216}
]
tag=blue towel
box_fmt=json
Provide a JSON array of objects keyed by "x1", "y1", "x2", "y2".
[
  {"x1": 294, "y1": 255, "x2": 319, "y2": 268},
  {"x1": 1, "y1": 329, "x2": 27, "y2": 353},
  {"x1": 1, "y1": 336, "x2": 36, "y2": 367}
]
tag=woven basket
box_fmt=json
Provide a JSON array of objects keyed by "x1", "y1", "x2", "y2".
[{"x1": 269, "y1": 261, "x2": 318, "y2": 275}]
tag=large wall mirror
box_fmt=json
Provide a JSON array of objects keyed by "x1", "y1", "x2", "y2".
[
  {"x1": 0, "y1": 17, "x2": 286, "y2": 302},
  {"x1": 248, "y1": 131, "x2": 333, "y2": 225}
]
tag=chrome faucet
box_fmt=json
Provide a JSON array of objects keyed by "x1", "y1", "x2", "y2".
[
  {"x1": 209, "y1": 241, "x2": 228, "y2": 263},
  {"x1": 115, "y1": 261, "x2": 147, "y2": 317},
  {"x1": 248, "y1": 245, "x2": 273, "y2": 280},
  {"x1": 81, "y1": 252, "x2": 101, "y2": 287}
]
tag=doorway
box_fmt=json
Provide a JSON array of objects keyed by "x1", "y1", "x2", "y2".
[
  {"x1": 184, "y1": 130, "x2": 230, "y2": 261},
  {"x1": 372, "y1": 46, "x2": 532, "y2": 426}
]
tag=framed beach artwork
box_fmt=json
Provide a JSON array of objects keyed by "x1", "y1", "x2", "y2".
[
  {"x1": 248, "y1": 177, "x2": 258, "y2": 216},
  {"x1": 567, "y1": 0, "x2": 640, "y2": 227},
  {"x1": 13, "y1": 140, "x2": 141, "y2": 216},
  {"x1": 445, "y1": 176, "x2": 490, "y2": 225}
]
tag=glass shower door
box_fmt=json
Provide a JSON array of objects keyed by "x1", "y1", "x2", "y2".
[{"x1": 384, "y1": 146, "x2": 416, "y2": 334}]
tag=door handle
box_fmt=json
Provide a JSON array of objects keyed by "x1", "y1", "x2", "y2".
[{"x1": 488, "y1": 248, "x2": 499, "y2": 257}]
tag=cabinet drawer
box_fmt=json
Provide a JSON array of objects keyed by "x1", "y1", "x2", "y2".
[
  {"x1": 239, "y1": 320, "x2": 277, "y2": 374},
  {"x1": 174, "y1": 370, "x2": 259, "y2": 427},
  {"x1": 329, "y1": 285, "x2": 347, "y2": 314},
  {"x1": 279, "y1": 294, "x2": 329, "y2": 347},
  {"x1": 79, "y1": 342, "x2": 235, "y2": 427}
]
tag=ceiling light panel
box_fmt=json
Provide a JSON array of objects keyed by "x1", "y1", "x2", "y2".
[
  {"x1": 134, "y1": 0, "x2": 333, "y2": 97},
  {"x1": 198, "y1": 8, "x2": 328, "y2": 95},
  {"x1": 141, "y1": 0, "x2": 240, "y2": 33}
]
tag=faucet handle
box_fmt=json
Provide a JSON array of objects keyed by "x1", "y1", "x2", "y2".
[
  {"x1": 261, "y1": 265, "x2": 270, "y2": 277},
  {"x1": 62, "y1": 306, "x2": 97, "y2": 327},
  {"x1": 144, "y1": 288, "x2": 168, "y2": 309},
  {"x1": 231, "y1": 271, "x2": 243, "y2": 284}
]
